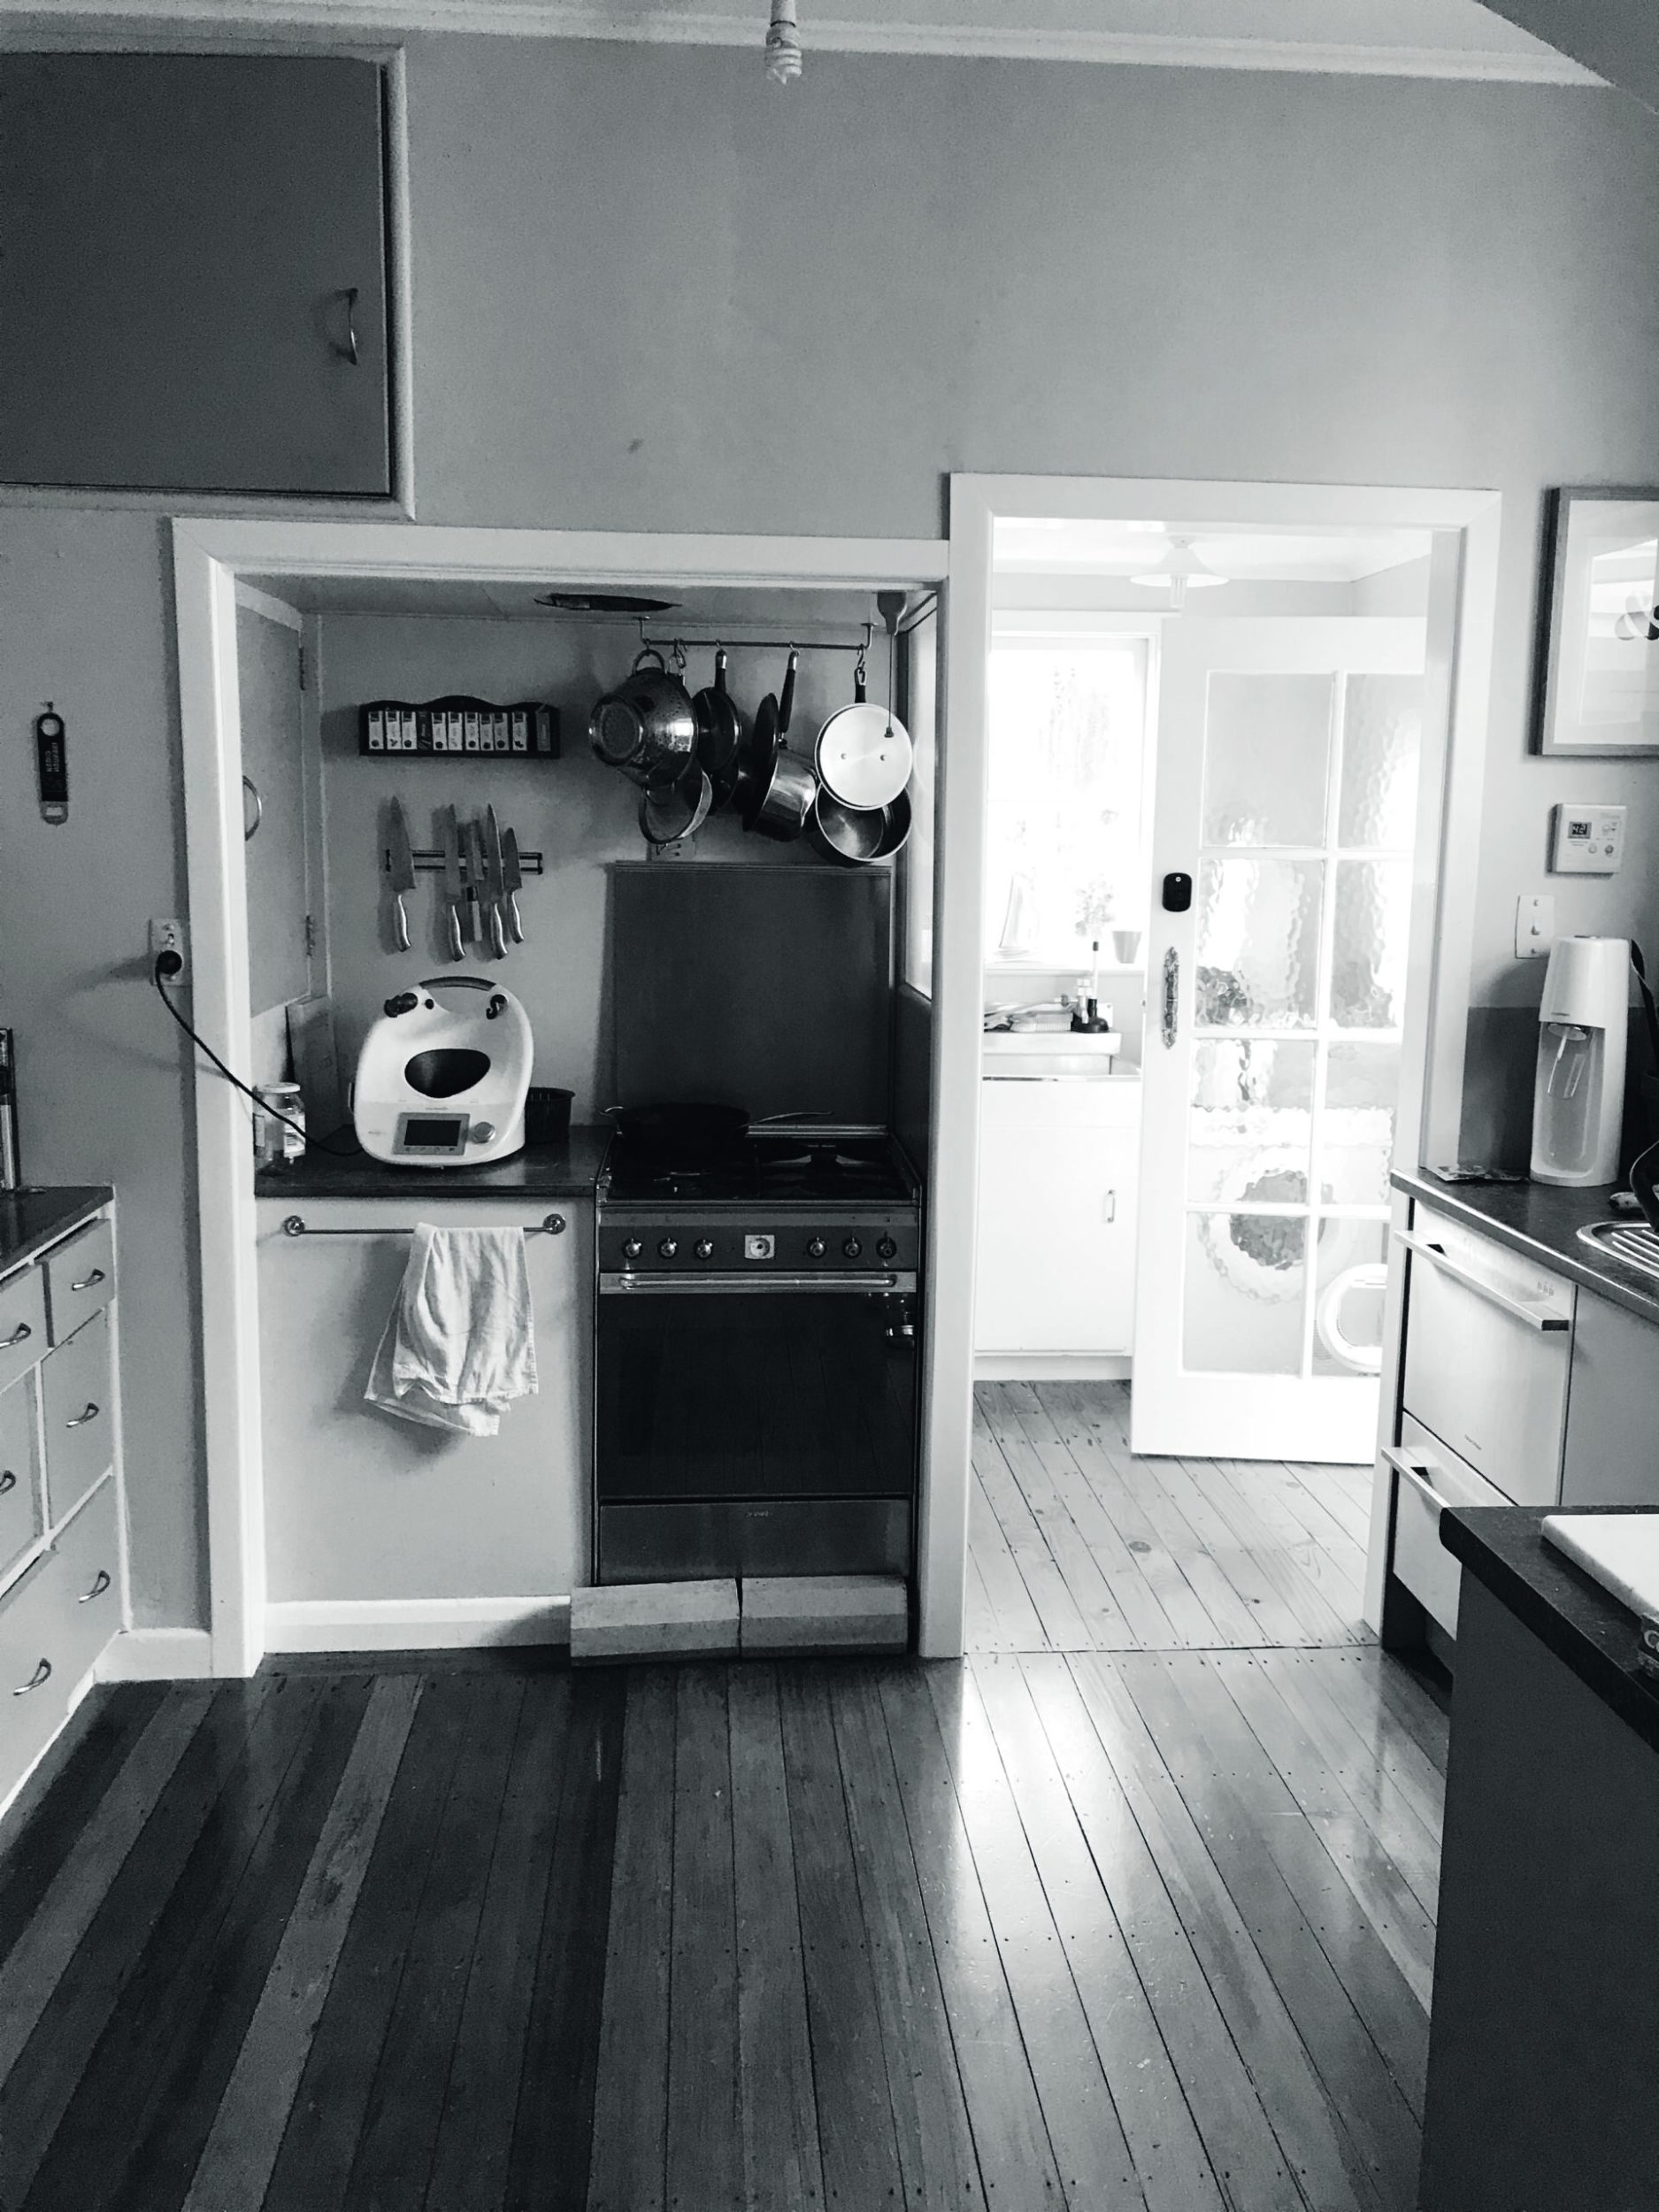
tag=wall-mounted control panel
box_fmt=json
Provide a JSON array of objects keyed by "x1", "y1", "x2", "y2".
[{"x1": 1549, "y1": 802, "x2": 1626, "y2": 875}]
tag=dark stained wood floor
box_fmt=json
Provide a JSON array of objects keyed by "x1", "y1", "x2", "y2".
[
  {"x1": 0, "y1": 1644, "x2": 1445, "y2": 2208},
  {"x1": 971, "y1": 1381, "x2": 1377, "y2": 1653}
]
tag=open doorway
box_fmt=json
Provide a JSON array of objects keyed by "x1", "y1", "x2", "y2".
[{"x1": 943, "y1": 478, "x2": 1500, "y2": 1655}]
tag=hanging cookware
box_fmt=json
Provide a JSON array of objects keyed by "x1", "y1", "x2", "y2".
[
  {"x1": 721, "y1": 685, "x2": 778, "y2": 818},
  {"x1": 589, "y1": 648, "x2": 697, "y2": 788},
  {"x1": 815, "y1": 664, "x2": 913, "y2": 810},
  {"x1": 640, "y1": 762, "x2": 714, "y2": 847},
  {"x1": 692, "y1": 649, "x2": 746, "y2": 781},
  {"x1": 743, "y1": 651, "x2": 818, "y2": 841},
  {"x1": 810, "y1": 786, "x2": 912, "y2": 865}
]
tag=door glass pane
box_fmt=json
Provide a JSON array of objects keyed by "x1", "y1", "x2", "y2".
[
  {"x1": 1331, "y1": 858, "x2": 1410, "y2": 1028},
  {"x1": 1319, "y1": 1041, "x2": 1402, "y2": 1203},
  {"x1": 1195, "y1": 857, "x2": 1323, "y2": 1028},
  {"x1": 1340, "y1": 674, "x2": 1422, "y2": 849},
  {"x1": 1183, "y1": 1211, "x2": 1306, "y2": 1374},
  {"x1": 1187, "y1": 1040, "x2": 1316, "y2": 1202},
  {"x1": 1202, "y1": 674, "x2": 1333, "y2": 847},
  {"x1": 1310, "y1": 1217, "x2": 1389, "y2": 1377}
]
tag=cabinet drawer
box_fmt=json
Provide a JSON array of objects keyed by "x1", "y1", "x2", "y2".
[
  {"x1": 0, "y1": 1370, "x2": 41, "y2": 1583},
  {"x1": 51, "y1": 1477, "x2": 123, "y2": 1683},
  {"x1": 0, "y1": 1263, "x2": 47, "y2": 1396},
  {"x1": 0, "y1": 1478, "x2": 121, "y2": 1802},
  {"x1": 1386, "y1": 1413, "x2": 1508, "y2": 1640},
  {"x1": 41, "y1": 1310, "x2": 114, "y2": 1525},
  {"x1": 1400, "y1": 1206, "x2": 1571, "y2": 1504},
  {"x1": 45, "y1": 1217, "x2": 114, "y2": 1345}
]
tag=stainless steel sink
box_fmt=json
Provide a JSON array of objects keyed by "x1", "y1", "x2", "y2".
[{"x1": 1578, "y1": 1219, "x2": 1659, "y2": 1283}]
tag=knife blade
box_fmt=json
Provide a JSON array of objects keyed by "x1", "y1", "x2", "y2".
[
  {"x1": 463, "y1": 817, "x2": 487, "y2": 947},
  {"x1": 440, "y1": 806, "x2": 465, "y2": 961},
  {"x1": 501, "y1": 826, "x2": 526, "y2": 945},
  {"x1": 385, "y1": 799, "x2": 416, "y2": 953},
  {"x1": 482, "y1": 804, "x2": 508, "y2": 958}
]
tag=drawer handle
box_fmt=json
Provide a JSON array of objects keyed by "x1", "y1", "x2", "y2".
[
  {"x1": 0, "y1": 1470, "x2": 14, "y2": 1495},
  {"x1": 12, "y1": 1656, "x2": 51, "y2": 1697},
  {"x1": 3, "y1": 1321, "x2": 31, "y2": 1348},
  {"x1": 70, "y1": 1269, "x2": 105, "y2": 1294},
  {"x1": 1381, "y1": 1442, "x2": 1447, "y2": 1512},
  {"x1": 79, "y1": 1568, "x2": 111, "y2": 1603},
  {"x1": 1395, "y1": 1229, "x2": 1569, "y2": 1332},
  {"x1": 65, "y1": 1401, "x2": 100, "y2": 1429}
]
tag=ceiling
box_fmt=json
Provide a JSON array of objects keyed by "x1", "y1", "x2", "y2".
[
  {"x1": 0, "y1": 0, "x2": 1597, "y2": 80},
  {"x1": 993, "y1": 518, "x2": 1433, "y2": 583}
]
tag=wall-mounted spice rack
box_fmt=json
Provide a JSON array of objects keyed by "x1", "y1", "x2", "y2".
[{"x1": 359, "y1": 697, "x2": 560, "y2": 757}]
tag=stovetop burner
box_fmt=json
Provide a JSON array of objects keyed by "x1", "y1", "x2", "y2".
[{"x1": 603, "y1": 1130, "x2": 917, "y2": 1209}]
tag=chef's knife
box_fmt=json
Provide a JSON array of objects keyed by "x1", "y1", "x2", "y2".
[
  {"x1": 385, "y1": 799, "x2": 416, "y2": 953},
  {"x1": 463, "y1": 816, "x2": 487, "y2": 947},
  {"x1": 501, "y1": 826, "x2": 526, "y2": 945},
  {"x1": 482, "y1": 805, "x2": 509, "y2": 958},
  {"x1": 440, "y1": 806, "x2": 465, "y2": 961}
]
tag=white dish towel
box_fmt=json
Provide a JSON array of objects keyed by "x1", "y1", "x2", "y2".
[{"x1": 365, "y1": 1223, "x2": 537, "y2": 1435}]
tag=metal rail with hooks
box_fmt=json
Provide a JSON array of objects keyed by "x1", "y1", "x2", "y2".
[
  {"x1": 637, "y1": 620, "x2": 875, "y2": 664},
  {"x1": 280, "y1": 1212, "x2": 568, "y2": 1238}
]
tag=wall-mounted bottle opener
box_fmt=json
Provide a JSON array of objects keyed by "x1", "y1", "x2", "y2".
[
  {"x1": 35, "y1": 707, "x2": 67, "y2": 826},
  {"x1": 1161, "y1": 871, "x2": 1193, "y2": 913}
]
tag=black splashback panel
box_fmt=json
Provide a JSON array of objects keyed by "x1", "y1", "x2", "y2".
[{"x1": 611, "y1": 864, "x2": 892, "y2": 1124}]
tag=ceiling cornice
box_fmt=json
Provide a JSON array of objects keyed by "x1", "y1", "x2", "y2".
[{"x1": 0, "y1": 0, "x2": 1607, "y2": 81}]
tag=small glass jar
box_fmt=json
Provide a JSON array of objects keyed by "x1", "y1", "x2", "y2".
[{"x1": 254, "y1": 1082, "x2": 306, "y2": 1168}]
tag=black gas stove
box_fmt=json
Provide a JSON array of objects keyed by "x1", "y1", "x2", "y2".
[{"x1": 593, "y1": 1127, "x2": 922, "y2": 1590}]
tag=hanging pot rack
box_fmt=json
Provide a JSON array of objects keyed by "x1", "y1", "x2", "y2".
[{"x1": 636, "y1": 618, "x2": 875, "y2": 670}]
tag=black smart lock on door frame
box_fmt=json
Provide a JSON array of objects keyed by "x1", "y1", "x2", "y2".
[{"x1": 1162, "y1": 871, "x2": 1193, "y2": 913}]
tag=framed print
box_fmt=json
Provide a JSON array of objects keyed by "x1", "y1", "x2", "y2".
[{"x1": 1537, "y1": 487, "x2": 1659, "y2": 757}]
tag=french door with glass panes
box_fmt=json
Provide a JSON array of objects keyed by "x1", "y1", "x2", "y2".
[{"x1": 1131, "y1": 619, "x2": 1425, "y2": 1463}]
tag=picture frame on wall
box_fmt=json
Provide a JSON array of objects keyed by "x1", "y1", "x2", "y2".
[{"x1": 1536, "y1": 486, "x2": 1659, "y2": 757}]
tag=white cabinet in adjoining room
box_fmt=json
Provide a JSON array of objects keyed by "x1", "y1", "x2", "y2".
[{"x1": 974, "y1": 1076, "x2": 1141, "y2": 1362}]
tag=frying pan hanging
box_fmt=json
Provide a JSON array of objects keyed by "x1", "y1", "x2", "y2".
[{"x1": 743, "y1": 650, "x2": 818, "y2": 841}]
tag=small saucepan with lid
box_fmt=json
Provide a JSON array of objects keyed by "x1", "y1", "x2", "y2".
[{"x1": 815, "y1": 664, "x2": 913, "y2": 811}]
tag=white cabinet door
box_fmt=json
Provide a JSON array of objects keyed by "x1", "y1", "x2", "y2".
[{"x1": 975, "y1": 1081, "x2": 1140, "y2": 1355}]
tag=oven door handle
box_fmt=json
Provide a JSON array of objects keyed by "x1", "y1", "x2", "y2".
[{"x1": 600, "y1": 1271, "x2": 916, "y2": 1295}]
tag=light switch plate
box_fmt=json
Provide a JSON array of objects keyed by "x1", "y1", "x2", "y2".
[
  {"x1": 1549, "y1": 802, "x2": 1626, "y2": 874},
  {"x1": 1516, "y1": 893, "x2": 1555, "y2": 959}
]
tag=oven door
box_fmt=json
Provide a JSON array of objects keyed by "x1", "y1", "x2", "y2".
[{"x1": 595, "y1": 1272, "x2": 918, "y2": 1583}]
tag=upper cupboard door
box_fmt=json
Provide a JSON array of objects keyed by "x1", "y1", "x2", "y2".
[{"x1": 0, "y1": 52, "x2": 391, "y2": 495}]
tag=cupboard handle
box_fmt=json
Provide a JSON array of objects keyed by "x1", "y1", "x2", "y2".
[
  {"x1": 242, "y1": 777, "x2": 263, "y2": 842},
  {"x1": 1380, "y1": 1443, "x2": 1445, "y2": 1509},
  {"x1": 2, "y1": 1321, "x2": 31, "y2": 1348},
  {"x1": 13, "y1": 1657, "x2": 50, "y2": 1697},
  {"x1": 0, "y1": 1470, "x2": 14, "y2": 1494},
  {"x1": 1394, "y1": 1229, "x2": 1569, "y2": 1332},
  {"x1": 79, "y1": 1569, "x2": 111, "y2": 1603},
  {"x1": 1103, "y1": 1189, "x2": 1117, "y2": 1225},
  {"x1": 333, "y1": 285, "x2": 360, "y2": 366},
  {"x1": 65, "y1": 1401, "x2": 100, "y2": 1429},
  {"x1": 70, "y1": 1268, "x2": 105, "y2": 1294}
]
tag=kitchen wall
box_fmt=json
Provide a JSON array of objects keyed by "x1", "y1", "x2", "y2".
[
  {"x1": 7, "y1": 44, "x2": 1659, "y2": 1633},
  {"x1": 315, "y1": 612, "x2": 887, "y2": 1121}
]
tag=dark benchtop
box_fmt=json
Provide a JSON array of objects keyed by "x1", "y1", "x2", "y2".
[
  {"x1": 1393, "y1": 1166, "x2": 1659, "y2": 1329},
  {"x1": 0, "y1": 1187, "x2": 113, "y2": 1279},
  {"x1": 1443, "y1": 1506, "x2": 1659, "y2": 1757},
  {"x1": 254, "y1": 1127, "x2": 611, "y2": 1203}
]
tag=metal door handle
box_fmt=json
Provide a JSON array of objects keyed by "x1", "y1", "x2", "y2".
[
  {"x1": 79, "y1": 1569, "x2": 111, "y2": 1603},
  {"x1": 13, "y1": 1657, "x2": 50, "y2": 1696},
  {"x1": 333, "y1": 285, "x2": 360, "y2": 365},
  {"x1": 1103, "y1": 1189, "x2": 1117, "y2": 1224},
  {"x1": 0, "y1": 1470, "x2": 14, "y2": 1495},
  {"x1": 1380, "y1": 1443, "x2": 1446, "y2": 1509},
  {"x1": 1394, "y1": 1230, "x2": 1569, "y2": 1331},
  {"x1": 242, "y1": 776, "x2": 264, "y2": 841},
  {"x1": 71, "y1": 1268, "x2": 105, "y2": 1294},
  {"x1": 65, "y1": 1401, "x2": 100, "y2": 1428},
  {"x1": 2, "y1": 1321, "x2": 30, "y2": 1348}
]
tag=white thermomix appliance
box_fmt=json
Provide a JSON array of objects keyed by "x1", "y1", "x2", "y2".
[{"x1": 352, "y1": 975, "x2": 533, "y2": 1166}]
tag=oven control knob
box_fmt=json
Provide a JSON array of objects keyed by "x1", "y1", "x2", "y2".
[
  {"x1": 877, "y1": 1235, "x2": 898, "y2": 1262},
  {"x1": 623, "y1": 1238, "x2": 643, "y2": 1261},
  {"x1": 695, "y1": 1239, "x2": 715, "y2": 1260},
  {"x1": 842, "y1": 1236, "x2": 864, "y2": 1260},
  {"x1": 807, "y1": 1236, "x2": 826, "y2": 1259},
  {"x1": 658, "y1": 1238, "x2": 679, "y2": 1259}
]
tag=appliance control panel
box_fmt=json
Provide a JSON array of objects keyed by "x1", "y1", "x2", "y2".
[
  {"x1": 599, "y1": 1210, "x2": 921, "y2": 1274},
  {"x1": 1549, "y1": 802, "x2": 1626, "y2": 875}
]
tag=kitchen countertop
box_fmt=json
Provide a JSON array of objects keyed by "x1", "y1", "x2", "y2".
[
  {"x1": 1392, "y1": 1165, "x2": 1659, "y2": 1328},
  {"x1": 254, "y1": 1127, "x2": 611, "y2": 1202},
  {"x1": 0, "y1": 1187, "x2": 113, "y2": 1279},
  {"x1": 1442, "y1": 1505, "x2": 1659, "y2": 1759}
]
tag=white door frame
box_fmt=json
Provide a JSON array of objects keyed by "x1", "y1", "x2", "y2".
[
  {"x1": 172, "y1": 520, "x2": 949, "y2": 1676},
  {"x1": 944, "y1": 475, "x2": 1502, "y2": 1640}
]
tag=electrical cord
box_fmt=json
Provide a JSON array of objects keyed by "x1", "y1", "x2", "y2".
[{"x1": 151, "y1": 955, "x2": 362, "y2": 1157}]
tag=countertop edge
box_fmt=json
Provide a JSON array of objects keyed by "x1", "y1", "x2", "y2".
[
  {"x1": 0, "y1": 1187, "x2": 115, "y2": 1279},
  {"x1": 1442, "y1": 1506, "x2": 1659, "y2": 1758},
  {"x1": 1391, "y1": 1167, "x2": 1659, "y2": 1327},
  {"x1": 254, "y1": 1130, "x2": 610, "y2": 1203}
]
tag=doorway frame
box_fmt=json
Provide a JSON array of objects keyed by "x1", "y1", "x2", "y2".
[
  {"x1": 941, "y1": 474, "x2": 1502, "y2": 1644},
  {"x1": 173, "y1": 519, "x2": 949, "y2": 1676}
]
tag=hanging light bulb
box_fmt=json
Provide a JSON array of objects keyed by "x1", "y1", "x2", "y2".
[
  {"x1": 1129, "y1": 534, "x2": 1227, "y2": 612},
  {"x1": 765, "y1": 0, "x2": 802, "y2": 81}
]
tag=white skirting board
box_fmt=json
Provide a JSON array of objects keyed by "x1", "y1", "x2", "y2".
[
  {"x1": 974, "y1": 1354, "x2": 1132, "y2": 1382},
  {"x1": 263, "y1": 1595, "x2": 572, "y2": 1653},
  {"x1": 96, "y1": 1627, "x2": 216, "y2": 1681}
]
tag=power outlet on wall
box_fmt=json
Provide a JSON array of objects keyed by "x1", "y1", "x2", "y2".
[
  {"x1": 1515, "y1": 893, "x2": 1555, "y2": 960},
  {"x1": 648, "y1": 837, "x2": 695, "y2": 862}
]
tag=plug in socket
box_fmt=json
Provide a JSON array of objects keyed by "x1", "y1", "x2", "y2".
[{"x1": 150, "y1": 918, "x2": 188, "y2": 981}]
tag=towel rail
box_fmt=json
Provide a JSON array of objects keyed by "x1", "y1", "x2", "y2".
[{"x1": 280, "y1": 1212, "x2": 566, "y2": 1239}]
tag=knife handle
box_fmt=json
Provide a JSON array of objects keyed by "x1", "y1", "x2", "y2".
[
  {"x1": 446, "y1": 902, "x2": 464, "y2": 961},
  {"x1": 392, "y1": 891, "x2": 411, "y2": 954},
  {"x1": 506, "y1": 891, "x2": 524, "y2": 945},
  {"x1": 488, "y1": 901, "x2": 507, "y2": 959}
]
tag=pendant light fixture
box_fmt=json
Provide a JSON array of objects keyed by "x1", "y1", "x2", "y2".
[
  {"x1": 766, "y1": 0, "x2": 802, "y2": 81},
  {"x1": 1130, "y1": 534, "x2": 1227, "y2": 612}
]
